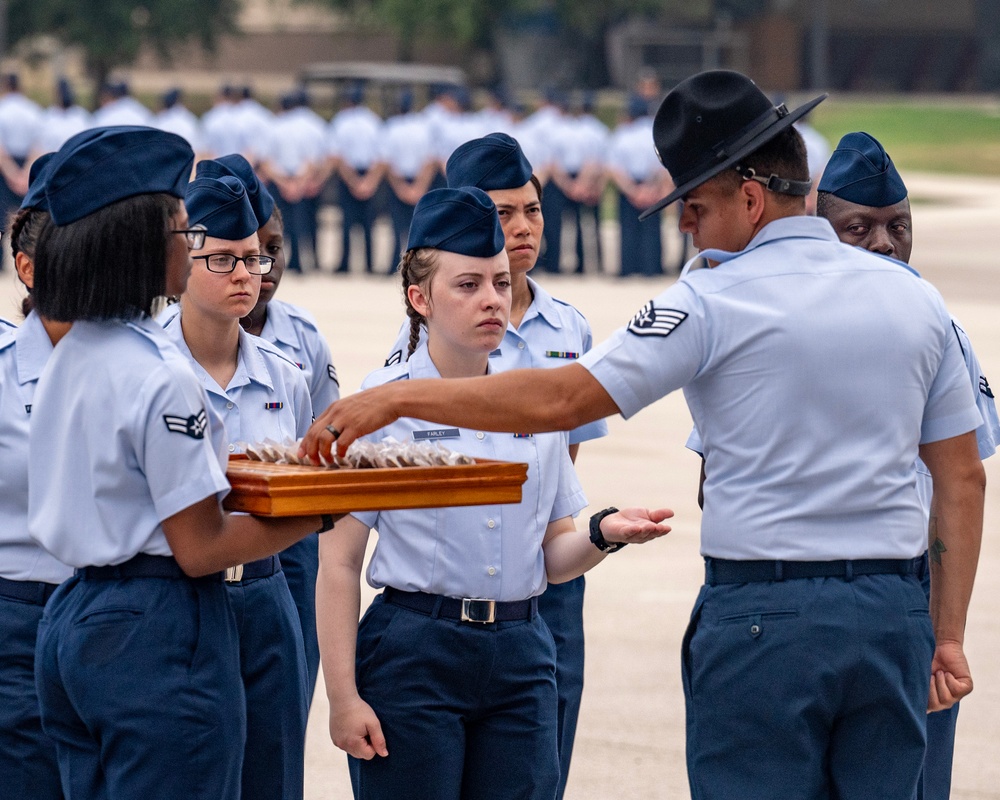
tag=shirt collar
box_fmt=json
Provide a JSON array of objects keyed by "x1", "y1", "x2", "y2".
[
  {"x1": 692, "y1": 215, "x2": 841, "y2": 268},
  {"x1": 259, "y1": 302, "x2": 299, "y2": 350},
  {"x1": 14, "y1": 311, "x2": 53, "y2": 385},
  {"x1": 407, "y1": 341, "x2": 497, "y2": 379},
  {"x1": 519, "y1": 276, "x2": 565, "y2": 330}
]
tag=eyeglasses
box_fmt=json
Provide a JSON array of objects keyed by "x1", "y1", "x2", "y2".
[
  {"x1": 171, "y1": 225, "x2": 207, "y2": 250},
  {"x1": 194, "y1": 253, "x2": 275, "y2": 275}
]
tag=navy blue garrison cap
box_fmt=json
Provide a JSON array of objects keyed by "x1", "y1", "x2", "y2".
[
  {"x1": 21, "y1": 152, "x2": 55, "y2": 211},
  {"x1": 44, "y1": 126, "x2": 194, "y2": 226},
  {"x1": 446, "y1": 133, "x2": 533, "y2": 192},
  {"x1": 185, "y1": 175, "x2": 258, "y2": 241},
  {"x1": 818, "y1": 132, "x2": 908, "y2": 207},
  {"x1": 196, "y1": 154, "x2": 275, "y2": 227},
  {"x1": 407, "y1": 187, "x2": 504, "y2": 258}
]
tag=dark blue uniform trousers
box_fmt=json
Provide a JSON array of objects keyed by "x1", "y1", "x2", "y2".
[
  {"x1": 540, "y1": 183, "x2": 566, "y2": 274},
  {"x1": 618, "y1": 194, "x2": 663, "y2": 277},
  {"x1": 536, "y1": 576, "x2": 585, "y2": 800},
  {"x1": 35, "y1": 570, "x2": 245, "y2": 799},
  {"x1": 915, "y1": 556, "x2": 958, "y2": 800},
  {"x1": 683, "y1": 570, "x2": 934, "y2": 799},
  {"x1": 337, "y1": 175, "x2": 378, "y2": 274},
  {"x1": 279, "y1": 534, "x2": 321, "y2": 703},
  {"x1": 350, "y1": 593, "x2": 560, "y2": 800},
  {"x1": 0, "y1": 582, "x2": 62, "y2": 798},
  {"x1": 387, "y1": 189, "x2": 416, "y2": 274},
  {"x1": 226, "y1": 565, "x2": 309, "y2": 800}
]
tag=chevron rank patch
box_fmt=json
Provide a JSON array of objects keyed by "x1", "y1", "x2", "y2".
[
  {"x1": 163, "y1": 409, "x2": 208, "y2": 440},
  {"x1": 328, "y1": 364, "x2": 339, "y2": 385},
  {"x1": 385, "y1": 350, "x2": 402, "y2": 367},
  {"x1": 981, "y1": 375, "x2": 994, "y2": 399},
  {"x1": 627, "y1": 302, "x2": 687, "y2": 338}
]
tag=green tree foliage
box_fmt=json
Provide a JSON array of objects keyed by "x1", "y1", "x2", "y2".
[
  {"x1": 318, "y1": 0, "x2": 703, "y2": 54},
  {"x1": 7, "y1": 0, "x2": 240, "y2": 89}
]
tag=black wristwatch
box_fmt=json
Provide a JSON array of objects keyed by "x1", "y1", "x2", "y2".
[
  {"x1": 589, "y1": 506, "x2": 626, "y2": 553},
  {"x1": 317, "y1": 514, "x2": 336, "y2": 533}
]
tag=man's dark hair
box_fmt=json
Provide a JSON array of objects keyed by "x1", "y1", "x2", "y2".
[
  {"x1": 714, "y1": 126, "x2": 810, "y2": 202},
  {"x1": 33, "y1": 193, "x2": 180, "y2": 321}
]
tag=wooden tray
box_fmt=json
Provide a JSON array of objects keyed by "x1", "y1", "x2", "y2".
[{"x1": 224, "y1": 456, "x2": 528, "y2": 516}]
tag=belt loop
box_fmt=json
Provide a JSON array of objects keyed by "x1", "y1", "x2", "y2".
[
  {"x1": 844, "y1": 560, "x2": 854, "y2": 582},
  {"x1": 529, "y1": 596, "x2": 539, "y2": 620},
  {"x1": 705, "y1": 558, "x2": 715, "y2": 586},
  {"x1": 774, "y1": 561, "x2": 784, "y2": 582},
  {"x1": 430, "y1": 595, "x2": 443, "y2": 619}
]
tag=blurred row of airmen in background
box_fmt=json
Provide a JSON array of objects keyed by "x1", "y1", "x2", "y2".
[{"x1": 0, "y1": 72, "x2": 831, "y2": 278}]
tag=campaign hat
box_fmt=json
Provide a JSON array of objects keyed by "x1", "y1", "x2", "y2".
[{"x1": 639, "y1": 70, "x2": 826, "y2": 219}]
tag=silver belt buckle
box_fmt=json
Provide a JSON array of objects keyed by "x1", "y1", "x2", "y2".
[
  {"x1": 460, "y1": 598, "x2": 496, "y2": 624},
  {"x1": 225, "y1": 564, "x2": 244, "y2": 583}
]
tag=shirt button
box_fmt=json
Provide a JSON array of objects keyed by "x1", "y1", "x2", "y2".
[
  {"x1": 476, "y1": 432, "x2": 485, "y2": 440},
  {"x1": 228, "y1": 444, "x2": 235, "y2": 452},
  {"x1": 226, "y1": 402, "x2": 234, "y2": 409},
  {"x1": 517, "y1": 342, "x2": 525, "y2": 350},
  {"x1": 487, "y1": 567, "x2": 496, "y2": 576},
  {"x1": 487, "y1": 519, "x2": 496, "y2": 529}
]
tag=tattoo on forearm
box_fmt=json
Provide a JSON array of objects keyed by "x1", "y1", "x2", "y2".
[{"x1": 930, "y1": 537, "x2": 948, "y2": 565}]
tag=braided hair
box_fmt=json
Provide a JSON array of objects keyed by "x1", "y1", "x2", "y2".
[
  {"x1": 8, "y1": 206, "x2": 48, "y2": 318},
  {"x1": 398, "y1": 247, "x2": 438, "y2": 361}
]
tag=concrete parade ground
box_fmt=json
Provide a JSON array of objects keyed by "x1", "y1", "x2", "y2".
[{"x1": 3, "y1": 172, "x2": 999, "y2": 798}]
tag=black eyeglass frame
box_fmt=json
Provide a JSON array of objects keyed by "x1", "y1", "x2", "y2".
[
  {"x1": 171, "y1": 225, "x2": 208, "y2": 250},
  {"x1": 193, "y1": 252, "x2": 276, "y2": 275}
]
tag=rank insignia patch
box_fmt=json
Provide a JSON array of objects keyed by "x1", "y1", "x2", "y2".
[
  {"x1": 163, "y1": 409, "x2": 208, "y2": 440},
  {"x1": 981, "y1": 375, "x2": 994, "y2": 399},
  {"x1": 328, "y1": 364, "x2": 339, "y2": 385},
  {"x1": 385, "y1": 350, "x2": 402, "y2": 367},
  {"x1": 627, "y1": 303, "x2": 688, "y2": 338}
]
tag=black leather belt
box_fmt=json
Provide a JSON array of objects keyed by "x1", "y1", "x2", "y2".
[
  {"x1": 224, "y1": 555, "x2": 281, "y2": 584},
  {"x1": 0, "y1": 576, "x2": 59, "y2": 605},
  {"x1": 77, "y1": 553, "x2": 199, "y2": 581},
  {"x1": 383, "y1": 587, "x2": 537, "y2": 624},
  {"x1": 705, "y1": 556, "x2": 925, "y2": 585}
]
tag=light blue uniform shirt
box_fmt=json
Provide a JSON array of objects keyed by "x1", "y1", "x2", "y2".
[
  {"x1": 201, "y1": 102, "x2": 243, "y2": 158},
  {"x1": 28, "y1": 317, "x2": 230, "y2": 568},
  {"x1": 160, "y1": 312, "x2": 313, "y2": 451},
  {"x1": 379, "y1": 112, "x2": 436, "y2": 180},
  {"x1": 154, "y1": 104, "x2": 203, "y2": 152},
  {"x1": 607, "y1": 117, "x2": 663, "y2": 182},
  {"x1": 0, "y1": 92, "x2": 43, "y2": 159},
  {"x1": 0, "y1": 317, "x2": 14, "y2": 332},
  {"x1": 581, "y1": 216, "x2": 981, "y2": 561},
  {"x1": 257, "y1": 107, "x2": 326, "y2": 176},
  {"x1": 160, "y1": 299, "x2": 338, "y2": 416},
  {"x1": 352, "y1": 345, "x2": 586, "y2": 601},
  {"x1": 915, "y1": 318, "x2": 999, "y2": 513},
  {"x1": 385, "y1": 276, "x2": 608, "y2": 445},
  {"x1": 0, "y1": 314, "x2": 72, "y2": 583},
  {"x1": 35, "y1": 105, "x2": 91, "y2": 154},
  {"x1": 328, "y1": 106, "x2": 383, "y2": 169}
]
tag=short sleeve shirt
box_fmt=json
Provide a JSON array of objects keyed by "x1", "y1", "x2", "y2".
[
  {"x1": 385, "y1": 277, "x2": 608, "y2": 444},
  {"x1": 160, "y1": 312, "x2": 313, "y2": 452},
  {"x1": 580, "y1": 216, "x2": 981, "y2": 560},
  {"x1": 28, "y1": 318, "x2": 230, "y2": 568},
  {"x1": 352, "y1": 345, "x2": 586, "y2": 601},
  {"x1": 0, "y1": 314, "x2": 73, "y2": 582}
]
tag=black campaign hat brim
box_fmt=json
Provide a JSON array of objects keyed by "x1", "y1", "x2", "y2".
[{"x1": 638, "y1": 92, "x2": 827, "y2": 221}]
